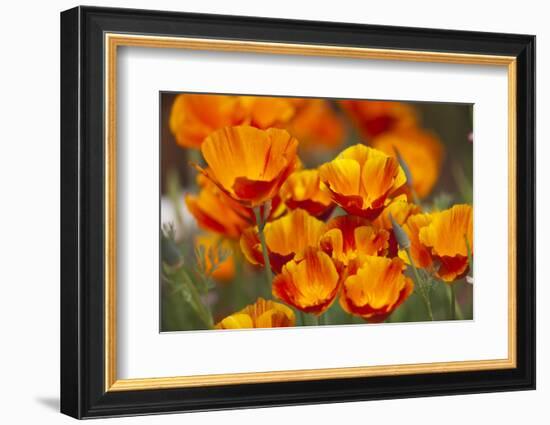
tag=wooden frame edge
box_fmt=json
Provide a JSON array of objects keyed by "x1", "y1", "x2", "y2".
[
  {"x1": 104, "y1": 33, "x2": 518, "y2": 392},
  {"x1": 108, "y1": 358, "x2": 516, "y2": 391}
]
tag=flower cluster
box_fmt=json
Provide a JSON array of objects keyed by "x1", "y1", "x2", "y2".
[{"x1": 167, "y1": 95, "x2": 473, "y2": 330}]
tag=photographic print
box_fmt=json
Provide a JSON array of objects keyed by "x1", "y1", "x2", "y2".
[{"x1": 160, "y1": 93, "x2": 474, "y2": 332}]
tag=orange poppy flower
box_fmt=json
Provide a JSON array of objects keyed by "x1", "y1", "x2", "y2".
[
  {"x1": 372, "y1": 195, "x2": 421, "y2": 256},
  {"x1": 185, "y1": 175, "x2": 251, "y2": 239},
  {"x1": 319, "y1": 215, "x2": 389, "y2": 267},
  {"x1": 279, "y1": 169, "x2": 334, "y2": 219},
  {"x1": 340, "y1": 100, "x2": 417, "y2": 139},
  {"x1": 318, "y1": 144, "x2": 407, "y2": 219},
  {"x1": 272, "y1": 247, "x2": 340, "y2": 315},
  {"x1": 194, "y1": 234, "x2": 235, "y2": 281},
  {"x1": 419, "y1": 204, "x2": 473, "y2": 282},
  {"x1": 371, "y1": 128, "x2": 444, "y2": 198},
  {"x1": 340, "y1": 255, "x2": 414, "y2": 322},
  {"x1": 186, "y1": 173, "x2": 287, "y2": 240},
  {"x1": 169, "y1": 94, "x2": 248, "y2": 149},
  {"x1": 239, "y1": 96, "x2": 296, "y2": 129},
  {"x1": 398, "y1": 213, "x2": 434, "y2": 270},
  {"x1": 372, "y1": 195, "x2": 420, "y2": 230},
  {"x1": 215, "y1": 298, "x2": 295, "y2": 329},
  {"x1": 240, "y1": 208, "x2": 326, "y2": 273},
  {"x1": 289, "y1": 99, "x2": 345, "y2": 150},
  {"x1": 198, "y1": 126, "x2": 299, "y2": 207}
]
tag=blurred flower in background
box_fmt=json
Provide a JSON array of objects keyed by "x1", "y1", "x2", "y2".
[
  {"x1": 170, "y1": 94, "x2": 248, "y2": 149},
  {"x1": 371, "y1": 128, "x2": 443, "y2": 198},
  {"x1": 288, "y1": 99, "x2": 345, "y2": 150},
  {"x1": 340, "y1": 100, "x2": 417, "y2": 139},
  {"x1": 194, "y1": 234, "x2": 235, "y2": 282},
  {"x1": 185, "y1": 174, "x2": 251, "y2": 239},
  {"x1": 170, "y1": 93, "x2": 345, "y2": 151}
]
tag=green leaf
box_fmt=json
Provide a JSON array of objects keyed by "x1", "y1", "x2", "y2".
[{"x1": 164, "y1": 266, "x2": 214, "y2": 329}]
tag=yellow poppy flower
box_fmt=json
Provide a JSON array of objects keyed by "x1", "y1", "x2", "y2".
[
  {"x1": 319, "y1": 215, "x2": 389, "y2": 267},
  {"x1": 340, "y1": 256, "x2": 414, "y2": 322},
  {"x1": 372, "y1": 195, "x2": 420, "y2": 230},
  {"x1": 194, "y1": 234, "x2": 235, "y2": 281},
  {"x1": 398, "y1": 213, "x2": 434, "y2": 270},
  {"x1": 185, "y1": 175, "x2": 251, "y2": 239},
  {"x1": 419, "y1": 204, "x2": 473, "y2": 282},
  {"x1": 279, "y1": 169, "x2": 334, "y2": 219},
  {"x1": 169, "y1": 94, "x2": 247, "y2": 149},
  {"x1": 198, "y1": 126, "x2": 299, "y2": 207},
  {"x1": 340, "y1": 100, "x2": 417, "y2": 139},
  {"x1": 272, "y1": 247, "x2": 340, "y2": 315},
  {"x1": 240, "y1": 208, "x2": 326, "y2": 273},
  {"x1": 318, "y1": 144, "x2": 407, "y2": 219},
  {"x1": 288, "y1": 99, "x2": 345, "y2": 150},
  {"x1": 215, "y1": 298, "x2": 295, "y2": 329},
  {"x1": 371, "y1": 128, "x2": 444, "y2": 198}
]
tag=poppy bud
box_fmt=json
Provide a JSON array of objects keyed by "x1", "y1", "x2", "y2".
[
  {"x1": 393, "y1": 146, "x2": 413, "y2": 186},
  {"x1": 389, "y1": 213, "x2": 411, "y2": 250},
  {"x1": 161, "y1": 231, "x2": 183, "y2": 267}
]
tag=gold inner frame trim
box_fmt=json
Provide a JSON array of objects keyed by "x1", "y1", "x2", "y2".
[{"x1": 104, "y1": 33, "x2": 518, "y2": 392}]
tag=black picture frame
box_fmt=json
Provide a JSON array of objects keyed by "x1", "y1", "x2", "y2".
[{"x1": 61, "y1": 5, "x2": 535, "y2": 419}]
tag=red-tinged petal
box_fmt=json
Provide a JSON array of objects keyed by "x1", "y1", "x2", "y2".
[
  {"x1": 437, "y1": 255, "x2": 469, "y2": 282},
  {"x1": 340, "y1": 256, "x2": 413, "y2": 322},
  {"x1": 239, "y1": 228, "x2": 264, "y2": 266},
  {"x1": 200, "y1": 126, "x2": 299, "y2": 205},
  {"x1": 269, "y1": 252, "x2": 296, "y2": 274},
  {"x1": 233, "y1": 176, "x2": 279, "y2": 206},
  {"x1": 285, "y1": 199, "x2": 335, "y2": 219},
  {"x1": 239, "y1": 227, "x2": 295, "y2": 273},
  {"x1": 362, "y1": 277, "x2": 414, "y2": 323},
  {"x1": 272, "y1": 248, "x2": 340, "y2": 315}
]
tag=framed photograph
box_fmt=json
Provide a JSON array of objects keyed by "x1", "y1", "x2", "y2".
[{"x1": 60, "y1": 6, "x2": 535, "y2": 419}]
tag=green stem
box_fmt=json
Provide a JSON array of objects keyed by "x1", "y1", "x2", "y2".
[
  {"x1": 465, "y1": 235, "x2": 474, "y2": 276},
  {"x1": 424, "y1": 292, "x2": 434, "y2": 321},
  {"x1": 254, "y1": 207, "x2": 273, "y2": 298},
  {"x1": 168, "y1": 273, "x2": 214, "y2": 329},
  {"x1": 312, "y1": 314, "x2": 320, "y2": 326},
  {"x1": 301, "y1": 313, "x2": 320, "y2": 326},
  {"x1": 455, "y1": 283, "x2": 465, "y2": 320},
  {"x1": 405, "y1": 248, "x2": 434, "y2": 321},
  {"x1": 406, "y1": 249, "x2": 424, "y2": 290},
  {"x1": 450, "y1": 284, "x2": 456, "y2": 320},
  {"x1": 299, "y1": 311, "x2": 307, "y2": 327}
]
